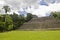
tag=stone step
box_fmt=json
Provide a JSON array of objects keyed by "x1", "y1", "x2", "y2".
[{"x1": 19, "y1": 17, "x2": 60, "y2": 30}]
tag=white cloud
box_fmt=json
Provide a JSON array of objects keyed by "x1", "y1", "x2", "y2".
[
  {"x1": 0, "y1": 1, "x2": 5, "y2": 5},
  {"x1": 25, "y1": 3, "x2": 60, "y2": 17},
  {"x1": 0, "y1": 0, "x2": 60, "y2": 17}
]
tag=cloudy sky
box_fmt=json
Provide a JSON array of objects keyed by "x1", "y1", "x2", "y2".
[{"x1": 0, "y1": 0, "x2": 60, "y2": 17}]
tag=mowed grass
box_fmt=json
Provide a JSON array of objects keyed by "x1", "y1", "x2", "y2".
[{"x1": 0, "y1": 30, "x2": 60, "y2": 40}]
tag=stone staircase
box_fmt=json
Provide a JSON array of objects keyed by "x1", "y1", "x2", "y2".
[{"x1": 19, "y1": 16, "x2": 60, "y2": 30}]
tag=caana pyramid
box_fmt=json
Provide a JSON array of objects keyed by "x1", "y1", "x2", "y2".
[{"x1": 19, "y1": 16, "x2": 60, "y2": 30}]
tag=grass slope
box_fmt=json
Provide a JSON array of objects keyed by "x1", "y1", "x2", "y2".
[{"x1": 0, "y1": 30, "x2": 60, "y2": 40}]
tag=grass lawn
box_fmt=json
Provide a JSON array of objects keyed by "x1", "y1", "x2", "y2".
[{"x1": 0, "y1": 30, "x2": 60, "y2": 40}]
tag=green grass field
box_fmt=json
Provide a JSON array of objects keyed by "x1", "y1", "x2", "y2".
[{"x1": 0, "y1": 30, "x2": 60, "y2": 40}]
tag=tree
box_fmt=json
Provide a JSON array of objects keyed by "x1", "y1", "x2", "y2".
[
  {"x1": 51, "y1": 12, "x2": 57, "y2": 18},
  {"x1": 51, "y1": 12, "x2": 60, "y2": 19},
  {"x1": 0, "y1": 14, "x2": 13, "y2": 31},
  {"x1": 6, "y1": 15, "x2": 13, "y2": 30},
  {"x1": 2, "y1": 5, "x2": 11, "y2": 30},
  {"x1": 25, "y1": 13, "x2": 33, "y2": 22},
  {"x1": 10, "y1": 13, "x2": 25, "y2": 29},
  {"x1": 0, "y1": 22, "x2": 5, "y2": 32},
  {"x1": 0, "y1": 15, "x2": 5, "y2": 32},
  {"x1": 10, "y1": 13, "x2": 19, "y2": 29},
  {"x1": 2, "y1": 5, "x2": 10, "y2": 13}
]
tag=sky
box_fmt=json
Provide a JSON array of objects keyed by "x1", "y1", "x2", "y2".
[{"x1": 0, "y1": 0, "x2": 60, "y2": 17}]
